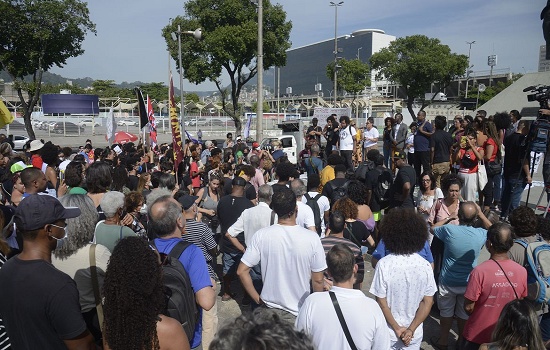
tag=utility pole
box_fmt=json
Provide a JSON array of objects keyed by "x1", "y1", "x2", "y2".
[
  {"x1": 330, "y1": 1, "x2": 343, "y2": 106},
  {"x1": 464, "y1": 40, "x2": 475, "y2": 99},
  {"x1": 256, "y1": 0, "x2": 263, "y2": 141}
]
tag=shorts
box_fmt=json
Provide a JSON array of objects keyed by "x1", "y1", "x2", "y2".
[
  {"x1": 437, "y1": 284, "x2": 469, "y2": 320},
  {"x1": 222, "y1": 252, "x2": 243, "y2": 276}
]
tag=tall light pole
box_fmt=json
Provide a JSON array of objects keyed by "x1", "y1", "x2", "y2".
[
  {"x1": 330, "y1": 1, "x2": 343, "y2": 106},
  {"x1": 464, "y1": 40, "x2": 475, "y2": 98},
  {"x1": 357, "y1": 46, "x2": 362, "y2": 60},
  {"x1": 254, "y1": 0, "x2": 264, "y2": 142},
  {"x1": 171, "y1": 26, "x2": 202, "y2": 137}
]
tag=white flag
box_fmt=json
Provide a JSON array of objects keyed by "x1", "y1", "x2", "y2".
[{"x1": 106, "y1": 107, "x2": 117, "y2": 145}]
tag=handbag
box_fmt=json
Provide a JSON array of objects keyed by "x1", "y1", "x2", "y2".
[
  {"x1": 477, "y1": 160, "x2": 488, "y2": 190},
  {"x1": 485, "y1": 160, "x2": 502, "y2": 177},
  {"x1": 329, "y1": 291, "x2": 357, "y2": 350}
]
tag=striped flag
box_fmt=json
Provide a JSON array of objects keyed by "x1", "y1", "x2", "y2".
[
  {"x1": 169, "y1": 74, "x2": 184, "y2": 170},
  {"x1": 147, "y1": 95, "x2": 157, "y2": 149}
]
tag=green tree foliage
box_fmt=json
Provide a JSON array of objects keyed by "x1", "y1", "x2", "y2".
[
  {"x1": 140, "y1": 82, "x2": 169, "y2": 102},
  {"x1": 0, "y1": 0, "x2": 96, "y2": 139},
  {"x1": 326, "y1": 59, "x2": 371, "y2": 97},
  {"x1": 369, "y1": 35, "x2": 468, "y2": 120},
  {"x1": 468, "y1": 80, "x2": 515, "y2": 108},
  {"x1": 162, "y1": 0, "x2": 292, "y2": 133},
  {"x1": 252, "y1": 100, "x2": 269, "y2": 113},
  {"x1": 185, "y1": 92, "x2": 200, "y2": 104}
]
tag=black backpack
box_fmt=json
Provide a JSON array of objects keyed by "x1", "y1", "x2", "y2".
[
  {"x1": 329, "y1": 181, "x2": 349, "y2": 206},
  {"x1": 355, "y1": 160, "x2": 375, "y2": 182},
  {"x1": 373, "y1": 168, "x2": 393, "y2": 209},
  {"x1": 155, "y1": 241, "x2": 199, "y2": 342},
  {"x1": 304, "y1": 193, "x2": 323, "y2": 236}
]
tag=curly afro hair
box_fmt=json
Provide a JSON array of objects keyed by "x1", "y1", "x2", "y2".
[
  {"x1": 103, "y1": 237, "x2": 165, "y2": 350},
  {"x1": 40, "y1": 141, "x2": 60, "y2": 166},
  {"x1": 509, "y1": 206, "x2": 538, "y2": 237},
  {"x1": 379, "y1": 208, "x2": 428, "y2": 255},
  {"x1": 347, "y1": 180, "x2": 368, "y2": 205},
  {"x1": 332, "y1": 198, "x2": 358, "y2": 220}
]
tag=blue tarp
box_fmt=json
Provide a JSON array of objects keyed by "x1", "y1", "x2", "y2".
[{"x1": 42, "y1": 94, "x2": 99, "y2": 114}]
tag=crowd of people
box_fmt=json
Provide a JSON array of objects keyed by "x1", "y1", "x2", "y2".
[{"x1": 0, "y1": 107, "x2": 548, "y2": 350}]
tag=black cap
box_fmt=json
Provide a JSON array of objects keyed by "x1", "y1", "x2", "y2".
[
  {"x1": 178, "y1": 195, "x2": 199, "y2": 210},
  {"x1": 15, "y1": 194, "x2": 81, "y2": 231},
  {"x1": 393, "y1": 150, "x2": 407, "y2": 160},
  {"x1": 232, "y1": 176, "x2": 247, "y2": 187}
]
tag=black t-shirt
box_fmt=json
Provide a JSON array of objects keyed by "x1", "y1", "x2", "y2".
[
  {"x1": 217, "y1": 195, "x2": 254, "y2": 253},
  {"x1": 430, "y1": 130, "x2": 454, "y2": 164},
  {"x1": 389, "y1": 165, "x2": 416, "y2": 209},
  {"x1": 503, "y1": 132, "x2": 529, "y2": 179},
  {"x1": 343, "y1": 221, "x2": 372, "y2": 247},
  {"x1": 271, "y1": 183, "x2": 289, "y2": 194},
  {"x1": 321, "y1": 178, "x2": 349, "y2": 204},
  {"x1": 364, "y1": 167, "x2": 384, "y2": 212},
  {"x1": 0, "y1": 257, "x2": 88, "y2": 349},
  {"x1": 222, "y1": 177, "x2": 232, "y2": 196},
  {"x1": 325, "y1": 127, "x2": 339, "y2": 148}
]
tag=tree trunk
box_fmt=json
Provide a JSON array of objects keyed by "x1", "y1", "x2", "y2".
[
  {"x1": 23, "y1": 110, "x2": 35, "y2": 140},
  {"x1": 406, "y1": 96, "x2": 417, "y2": 122}
]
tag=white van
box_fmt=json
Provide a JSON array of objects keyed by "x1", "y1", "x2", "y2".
[{"x1": 259, "y1": 135, "x2": 298, "y2": 164}]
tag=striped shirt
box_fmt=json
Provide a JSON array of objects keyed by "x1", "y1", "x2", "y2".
[
  {"x1": 321, "y1": 236, "x2": 365, "y2": 285},
  {"x1": 183, "y1": 219, "x2": 218, "y2": 279}
]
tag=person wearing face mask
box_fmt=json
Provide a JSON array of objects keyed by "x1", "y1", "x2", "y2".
[
  {"x1": 122, "y1": 192, "x2": 147, "y2": 237},
  {"x1": 92, "y1": 191, "x2": 137, "y2": 252},
  {"x1": 0, "y1": 194, "x2": 97, "y2": 349},
  {"x1": 51, "y1": 194, "x2": 110, "y2": 345}
]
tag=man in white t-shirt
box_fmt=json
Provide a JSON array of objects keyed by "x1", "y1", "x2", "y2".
[
  {"x1": 290, "y1": 179, "x2": 317, "y2": 232},
  {"x1": 296, "y1": 244, "x2": 390, "y2": 350},
  {"x1": 302, "y1": 174, "x2": 330, "y2": 237},
  {"x1": 237, "y1": 187, "x2": 327, "y2": 323},
  {"x1": 369, "y1": 209, "x2": 436, "y2": 350},
  {"x1": 338, "y1": 115, "x2": 356, "y2": 171},
  {"x1": 363, "y1": 117, "x2": 380, "y2": 160}
]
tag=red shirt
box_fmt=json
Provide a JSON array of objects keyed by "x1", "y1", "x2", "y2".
[
  {"x1": 458, "y1": 147, "x2": 482, "y2": 174},
  {"x1": 463, "y1": 259, "x2": 527, "y2": 344},
  {"x1": 483, "y1": 138, "x2": 498, "y2": 162},
  {"x1": 31, "y1": 154, "x2": 43, "y2": 170},
  {"x1": 190, "y1": 162, "x2": 201, "y2": 188}
]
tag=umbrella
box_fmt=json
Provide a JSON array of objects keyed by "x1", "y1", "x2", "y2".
[{"x1": 106, "y1": 131, "x2": 138, "y2": 144}]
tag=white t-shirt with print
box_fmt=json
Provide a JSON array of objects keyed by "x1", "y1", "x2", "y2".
[
  {"x1": 363, "y1": 127, "x2": 380, "y2": 149},
  {"x1": 369, "y1": 253, "x2": 437, "y2": 347},
  {"x1": 241, "y1": 224, "x2": 327, "y2": 315},
  {"x1": 339, "y1": 126, "x2": 356, "y2": 151}
]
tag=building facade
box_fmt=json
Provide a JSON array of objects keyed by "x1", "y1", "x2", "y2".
[{"x1": 539, "y1": 45, "x2": 550, "y2": 72}]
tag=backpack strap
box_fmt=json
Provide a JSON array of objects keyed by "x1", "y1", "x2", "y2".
[
  {"x1": 313, "y1": 194, "x2": 322, "y2": 201},
  {"x1": 490, "y1": 258, "x2": 519, "y2": 299},
  {"x1": 270, "y1": 210, "x2": 276, "y2": 226},
  {"x1": 304, "y1": 193, "x2": 312, "y2": 201},
  {"x1": 329, "y1": 291, "x2": 358, "y2": 350},
  {"x1": 169, "y1": 240, "x2": 193, "y2": 260}
]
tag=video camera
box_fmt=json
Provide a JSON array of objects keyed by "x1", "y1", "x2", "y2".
[{"x1": 524, "y1": 85, "x2": 550, "y2": 110}]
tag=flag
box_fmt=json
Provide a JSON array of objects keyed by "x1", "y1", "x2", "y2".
[
  {"x1": 0, "y1": 100, "x2": 14, "y2": 129},
  {"x1": 147, "y1": 95, "x2": 157, "y2": 150},
  {"x1": 243, "y1": 113, "x2": 253, "y2": 138},
  {"x1": 169, "y1": 74, "x2": 184, "y2": 170},
  {"x1": 105, "y1": 107, "x2": 117, "y2": 145},
  {"x1": 134, "y1": 87, "x2": 149, "y2": 129}
]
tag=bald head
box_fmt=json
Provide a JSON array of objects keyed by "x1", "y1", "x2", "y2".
[
  {"x1": 290, "y1": 179, "x2": 307, "y2": 198},
  {"x1": 487, "y1": 222, "x2": 514, "y2": 254},
  {"x1": 250, "y1": 155, "x2": 260, "y2": 167},
  {"x1": 147, "y1": 196, "x2": 184, "y2": 237},
  {"x1": 458, "y1": 201, "x2": 478, "y2": 226}
]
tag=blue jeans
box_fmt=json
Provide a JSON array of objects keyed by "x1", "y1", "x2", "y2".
[
  {"x1": 383, "y1": 144, "x2": 392, "y2": 169},
  {"x1": 500, "y1": 178, "x2": 526, "y2": 218},
  {"x1": 493, "y1": 173, "x2": 503, "y2": 202}
]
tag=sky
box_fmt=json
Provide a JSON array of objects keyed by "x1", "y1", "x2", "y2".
[{"x1": 50, "y1": 0, "x2": 547, "y2": 91}]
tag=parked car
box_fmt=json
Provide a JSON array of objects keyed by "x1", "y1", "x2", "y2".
[
  {"x1": 13, "y1": 135, "x2": 29, "y2": 150},
  {"x1": 53, "y1": 122, "x2": 84, "y2": 134},
  {"x1": 79, "y1": 119, "x2": 100, "y2": 127},
  {"x1": 117, "y1": 119, "x2": 137, "y2": 127},
  {"x1": 188, "y1": 118, "x2": 207, "y2": 126}
]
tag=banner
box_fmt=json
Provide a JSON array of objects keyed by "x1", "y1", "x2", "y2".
[
  {"x1": 134, "y1": 87, "x2": 149, "y2": 129},
  {"x1": 105, "y1": 107, "x2": 116, "y2": 145},
  {"x1": 147, "y1": 95, "x2": 157, "y2": 150},
  {"x1": 243, "y1": 114, "x2": 253, "y2": 138},
  {"x1": 169, "y1": 74, "x2": 184, "y2": 170},
  {"x1": 0, "y1": 100, "x2": 14, "y2": 129}
]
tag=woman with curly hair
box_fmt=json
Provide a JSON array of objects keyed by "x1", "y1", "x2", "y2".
[
  {"x1": 416, "y1": 171, "x2": 444, "y2": 221},
  {"x1": 346, "y1": 180, "x2": 376, "y2": 242},
  {"x1": 480, "y1": 299, "x2": 545, "y2": 350},
  {"x1": 453, "y1": 127, "x2": 484, "y2": 201},
  {"x1": 331, "y1": 197, "x2": 375, "y2": 248},
  {"x1": 51, "y1": 194, "x2": 108, "y2": 343},
  {"x1": 102, "y1": 236, "x2": 189, "y2": 350},
  {"x1": 64, "y1": 161, "x2": 87, "y2": 195},
  {"x1": 369, "y1": 208, "x2": 437, "y2": 350},
  {"x1": 123, "y1": 191, "x2": 147, "y2": 237}
]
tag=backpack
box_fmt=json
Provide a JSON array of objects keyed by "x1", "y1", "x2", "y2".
[
  {"x1": 514, "y1": 237, "x2": 550, "y2": 305},
  {"x1": 527, "y1": 118, "x2": 550, "y2": 153},
  {"x1": 355, "y1": 160, "x2": 375, "y2": 182},
  {"x1": 373, "y1": 168, "x2": 393, "y2": 209},
  {"x1": 155, "y1": 241, "x2": 199, "y2": 341},
  {"x1": 329, "y1": 181, "x2": 349, "y2": 206},
  {"x1": 304, "y1": 193, "x2": 323, "y2": 236}
]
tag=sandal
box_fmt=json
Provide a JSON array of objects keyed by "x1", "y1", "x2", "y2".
[{"x1": 430, "y1": 336, "x2": 448, "y2": 350}]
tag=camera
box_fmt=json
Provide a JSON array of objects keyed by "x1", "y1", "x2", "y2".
[{"x1": 524, "y1": 85, "x2": 550, "y2": 109}]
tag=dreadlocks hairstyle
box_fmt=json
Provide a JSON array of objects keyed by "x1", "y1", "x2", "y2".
[{"x1": 103, "y1": 236, "x2": 165, "y2": 350}]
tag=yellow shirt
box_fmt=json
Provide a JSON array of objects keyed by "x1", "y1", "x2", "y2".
[{"x1": 319, "y1": 165, "x2": 335, "y2": 193}]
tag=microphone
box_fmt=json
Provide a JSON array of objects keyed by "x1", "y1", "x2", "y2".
[{"x1": 523, "y1": 85, "x2": 539, "y2": 92}]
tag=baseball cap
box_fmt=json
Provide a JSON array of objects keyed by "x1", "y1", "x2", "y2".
[
  {"x1": 232, "y1": 176, "x2": 247, "y2": 187},
  {"x1": 252, "y1": 142, "x2": 260, "y2": 149},
  {"x1": 178, "y1": 195, "x2": 199, "y2": 210},
  {"x1": 15, "y1": 194, "x2": 81, "y2": 231},
  {"x1": 236, "y1": 135, "x2": 242, "y2": 141},
  {"x1": 393, "y1": 150, "x2": 407, "y2": 160}
]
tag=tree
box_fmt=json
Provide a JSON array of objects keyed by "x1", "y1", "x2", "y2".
[
  {"x1": 0, "y1": 0, "x2": 96, "y2": 139},
  {"x1": 369, "y1": 35, "x2": 468, "y2": 120},
  {"x1": 327, "y1": 58, "x2": 370, "y2": 117},
  {"x1": 162, "y1": 0, "x2": 292, "y2": 133},
  {"x1": 252, "y1": 100, "x2": 269, "y2": 113},
  {"x1": 468, "y1": 80, "x2": 514, "y2": 107},
  {"x1": 185, "y1": 92, "x2": 200, "y2": 104},
  {"x1": 140, "y1": 82, "x2": 169, "y2": 102}
]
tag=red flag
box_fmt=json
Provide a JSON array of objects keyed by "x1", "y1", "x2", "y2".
[
  {"x1": 147, "y1": 95, "x2": 157, "y2": 149},
  {"x1": 169, "y1": 74, "x2": 184, "y2": 170}
]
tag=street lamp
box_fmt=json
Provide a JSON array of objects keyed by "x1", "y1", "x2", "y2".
[
  {"x1": 464, "y1": 40, "x2": 475, "y2": 98},
  {"x1": 330, "y1": 1, "x2": 343, "y2": 105},
  {"x1": 357, "y1": 47, "x2": 362, "y2": 60},
  {"x1": 171, "y1": 26, "x2": 202, "y2": 136},
  {"x1": 251, "y1": 0, "x2": 264, "y2": 142}
]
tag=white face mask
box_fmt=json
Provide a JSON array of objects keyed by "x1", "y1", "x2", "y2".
[{"x1": 51, "y1": 227, "x2": 68, "y2": 250}]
